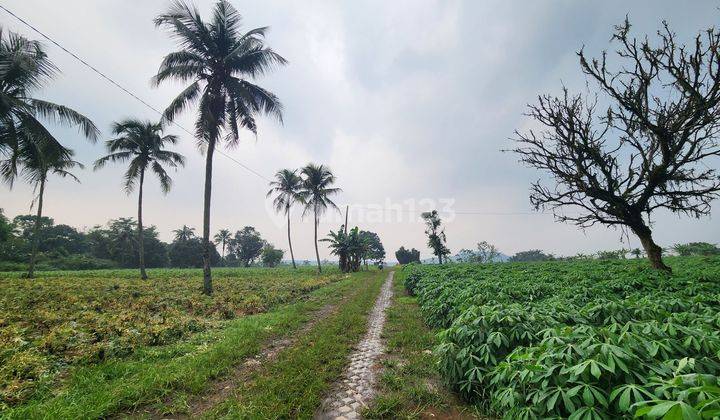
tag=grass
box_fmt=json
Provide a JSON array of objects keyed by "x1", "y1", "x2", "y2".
[
  {"x1": 364, "y1": 272, "x2": 480, "y2": 419},
  {"x1": 206, "y1": 270, "x2": 388, "y2": 419},
  {"x1": 0, "y1": 266, "x2": 351, "y2": 417}
]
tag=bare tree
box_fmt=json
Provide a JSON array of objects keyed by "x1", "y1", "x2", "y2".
[
  {"x1": 476, "y1": 241, "x2": 501, "y2": 263},
  {"x1": 511, "y1": 18, "x2": 720, "y2": 272}
]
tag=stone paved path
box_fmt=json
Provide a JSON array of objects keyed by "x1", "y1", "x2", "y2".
[{"x1": 316, "y1": 271, "x2": 394, "y2": 420}]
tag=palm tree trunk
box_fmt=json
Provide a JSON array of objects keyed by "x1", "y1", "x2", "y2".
[
  {"x1": 287, "y1": 211, "x2": 296, "y2": 269},
  {"x1": 138, "y1": 168, "x2": 148, "y2": 280},
  {"x1": 221, "y1": 241, "x2": 226, "y2": 266},
  {"x1": 314, "y1": 203, "x2": 322, "y2": 273},
  {"x1": 202, "y1": 139, "x2": 216, "y2": 295},
  {"x1": 27, "y1": 175, "x2": 45, "y2": 278}
]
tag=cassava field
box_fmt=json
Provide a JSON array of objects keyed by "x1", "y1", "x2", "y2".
[{"x1": 401, "y1": 257, "x2": 720, "y2": 419}]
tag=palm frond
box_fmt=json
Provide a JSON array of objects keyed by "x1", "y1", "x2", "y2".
[
  {"x1": 151, "y1": 63, "x2": 206, "y2": 88},
  {"x1": 122, "y1": 157, "x2": 144, "y2": 193},
  {"x1": 161, "y1": 81, "x2": 202, "y2": 123},
  {"x1": 96, "y1": 118, "x2": 185, "y2": 194},
  {"x1": 93, "y1": 151, "x2": 133, "y2": 170},
  {"x1": 151, "y1": 160, "x2": 172, "y2": 194},
  {"x1": 29, "y1": 99, "x2": 99, "y2": 141},
  {"x1": 153, "y1": 1, "x2": 284, "y2": 149}
]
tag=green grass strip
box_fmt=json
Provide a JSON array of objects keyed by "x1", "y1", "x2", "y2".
[
  {"x1": 364, "y1": 273, "x2": 479, "y2": 419},
  {"x1": 206, "y1": 270, "x2": 387, "y2": 419},
  {"x1": 1, "y1": 274, "x2": 365, "y2": 420}
]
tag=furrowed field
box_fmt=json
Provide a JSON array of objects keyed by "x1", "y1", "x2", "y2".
[
  {"x1": 402, "y1": 257, "x2": 720, "y2": 419},
  {"x1": 0, "y1": 267, "x2": 346, "y2": 409}
]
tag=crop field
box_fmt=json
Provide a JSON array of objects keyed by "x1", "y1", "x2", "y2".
[
  {"x1": 402, "y1": 257, "x2": 720, "y2": 419},
  {"x1": 0, "y1": 266, "x2": 347, "y2": 409}
]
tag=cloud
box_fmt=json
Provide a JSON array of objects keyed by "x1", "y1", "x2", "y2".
[{"x1": 2, "y1": 0, "x2": 719, "y2": 261}]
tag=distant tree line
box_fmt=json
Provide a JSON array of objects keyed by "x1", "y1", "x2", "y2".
[
  {"x1": 672, "y1": 242, "x2": 720, "y2": 257},
  {"x1": 391, "y1": 239, "x2": 719, "y2": 266},
  {"x1": 457, "y1": 241, "x2": 503, "y2": 263},
  {"x1": 0, "y1": 209, "x2": 292, "y2": 271}
]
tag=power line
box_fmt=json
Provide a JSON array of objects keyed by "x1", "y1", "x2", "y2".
[
  {"x1": 0, "y1": 4, "x2": 272, "y2": 183},
  {"x1": 337, "y1": 204, "x2": 569, "y2": 216},
  {"x1": 0, "y1": 5, "x2": 573, "y2": 219}
]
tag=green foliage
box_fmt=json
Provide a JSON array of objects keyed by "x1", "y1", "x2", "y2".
[
  {"x1": 260, "y1": 244, "x2": 283, "y2": 267},
  {"x1": 0, "y1": 28, "x2": 99, "y2": 184},
  {"x1": 168, "y1": 236, "x2": 220, "y2": 268},
  {"x1": 509, "y1": 249, "x2": 555, "y2": 262},
  {"x1": 213, "y1": 228, "x2": 232, "y2": 261},
  {"x1": 597, "y1": 249, "x2": 628, "y2": 260},
  {"x1": 1, "y1": 214, "x2": 170, "y2": 270},
  {"x1": 0, "y1": 266, "x2": 344, "y2": 408},
  {"x1": 395, "y1": 246, "x2": 421, "y2": 264},
  {"x1": 88, "y1": 218, "x2": 169, "y2": 268},
  {"x1": 360, "y1": 230, "x2": 385, "y2": 262},
  {"x1": 0, "y1": 210, "x2": 12, "y2": 242},
  {"x1": 228, "y1": 226, "x2": 264, "y2": 267},
  {"x1": 0, "y1": 210, "x2": 23, "y2": 262},
  {"x1": 673, "y1": 242, "x2": 720, "y2": 257},
  {"x1": 38, "y1": 254, "x2": 115, "y2": 271},
  {"x1": 403, "y1": 257, "x2": 720, "y2": 418},
  {"x1": 322, "y1": 225, "x2": 384, "y2": 272},
  {"x1": 93, "y1": 119, "x2": 184, "y2": 194}
]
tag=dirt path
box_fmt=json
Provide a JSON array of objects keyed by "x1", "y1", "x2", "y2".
[
  {"x1": 316, "y1": 271, "x2": 394, "y2": 420},
  {"x1": 117, "y1": 301, "x2": 340, "y2": 420},
  {"x1": 181, "y1": 301, "x2": 339, "y2": 419}
]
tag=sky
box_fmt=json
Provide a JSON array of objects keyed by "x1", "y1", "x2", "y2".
[{"x1": 1, "y1": 0, "x2": 719, "y2": 261}]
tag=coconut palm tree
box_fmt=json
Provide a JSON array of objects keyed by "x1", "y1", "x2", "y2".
[
  {"x1": 267, "y1": 169, "x2": 303, "y2": 268},
  {"x1": 0, "y1": 28, "x2": 98, "y2": 184},
  {"x1": 153, "y1": 0, "x2": 286, "y2": 295},
  {"x1": 214, "y1": 228, "x2": 231, "y2": 263},
  {"x1": 300, "y1": 164, "x2": 341, "y2": 273},
  {"x1": 173, "y1": 225, "x2": 196, "y2": 241},
  {"x1": 94, "y1": 119, "x2": 185, "y2": 279},
  {"x1": 22, "y1": 143, "x2": 83, "y2": 277}
]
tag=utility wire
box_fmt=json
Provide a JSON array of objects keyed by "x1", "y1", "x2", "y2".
[
  {"x1": 1, "y1": 5, "x2": 568, "y2": 218},
  {"x1": 0, "y1": 4, "x2": 272, "y2": 183}
]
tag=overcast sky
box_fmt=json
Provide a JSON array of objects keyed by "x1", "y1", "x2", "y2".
[{"x1": 2, "y1": 0, "x2": 719, "y2": 261}]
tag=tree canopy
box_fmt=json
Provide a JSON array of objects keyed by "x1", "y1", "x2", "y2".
[
  {"x1": 229, "y1": 226, "x2": 264, "y2": 267},
  {"x1": 395, "y1": 246, "x2": 421, "y2": 265},
  {"x1": 261, "y1": 243, "x2": 284, "y2": 267}
]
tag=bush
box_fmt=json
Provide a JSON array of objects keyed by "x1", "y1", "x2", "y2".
[{"x1": 52, "y1": 255, "x2": 116, "y2": 270}]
